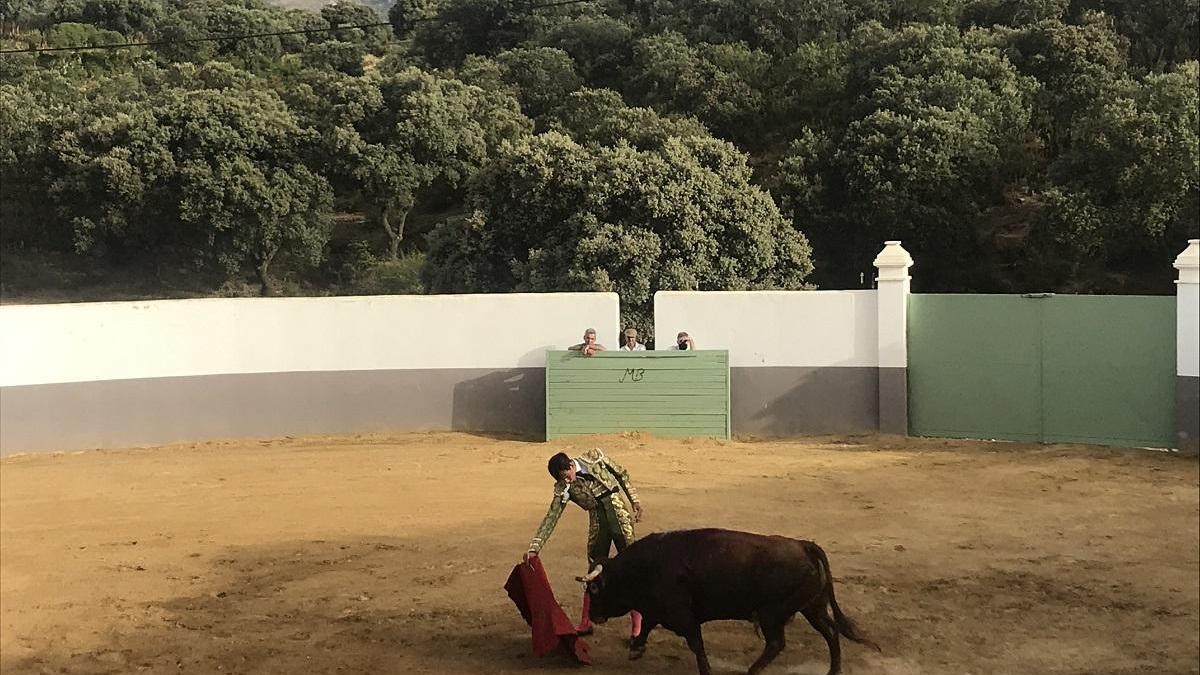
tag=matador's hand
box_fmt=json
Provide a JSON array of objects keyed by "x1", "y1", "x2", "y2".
[{"x1": 632, "y1": 502, "x2": 643, "y2": 523}]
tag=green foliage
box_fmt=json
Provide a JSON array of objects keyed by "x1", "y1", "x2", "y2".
[
  {"x1": 410, "y1": 0, "x2": 552, "y2": 67},
  {"x1": 345, "y1": 246, "x2": 427, "y2": 294},
  {"x1": 3, "y1": 65, "x2": 333, "y2": 295},
  {"x1": 1, "y1": 0, "x2": 1197, "y2": 301},
  {"x1": 542, "y1": 87, "x2": 710, "y2": 150},
  {"x1": 48, "y1": 0, "x2": 163, "y2": 35},
  {"x1": 1000, "y1": 15, "x2": 1128, "y2": 152},
  {"x1": 1082, "y1": 0, "x2": 1200, "y2": 69},
  {"x1": 424, "y1": 132, "x2": 813, "y2": 328},
  {"x1": 317, "y1": 1, "x2": 390, "y2": 53},
  {"x1": 625, "y1": 32, "x2": 771, "y2": 146},
  {"x1": 492, "y1": 47, "x2": 583, "y2": 120},
  {"x1": 774, "y1": 23, "x2": 1040, "y2": 288},
  {"x1": 1031, "y1": 61, "x2": 1200, "y2": 277},
  {"x1": 386, "y1": 0, "x2": 432, "y2": 40},
  {"x1": 961, "y1": 0, "x2": 1069, "y2": 26},
  {"x1": 160, "y1": 85, "x2": 334, "y2": 290},
  {"x1": 301, "y1": 66, "x2": 531, "y2": 259},
  {"x1": 535, "y1": 14, "x2": 635, "y2": 89}
]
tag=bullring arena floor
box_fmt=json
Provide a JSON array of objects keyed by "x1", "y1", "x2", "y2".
[{"x1": 1, "y1": 432, "x2": 1197, "y2": 675}]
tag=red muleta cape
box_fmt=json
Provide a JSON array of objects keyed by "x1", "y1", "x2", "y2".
[{"x1": 504, "y1": 557, "x2": 591, "y2": 665}]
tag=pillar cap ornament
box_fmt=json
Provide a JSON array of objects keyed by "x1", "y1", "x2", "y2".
[
  {"x1": 1174, "y1": 239, "x2": 1199, "y2": 285},
  {"x1": 874, "y1": 241, "x2": 914, "y2": 282}
]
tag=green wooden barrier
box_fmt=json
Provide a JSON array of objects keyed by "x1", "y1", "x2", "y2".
[
  {"x1": 545, "y1": 350, "x2": 730, "y2": 440},
  {"x1": 909, "y1": 294, "x2": 1176, "y2": 448}
]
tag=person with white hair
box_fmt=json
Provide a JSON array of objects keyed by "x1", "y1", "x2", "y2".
[{"x1": 568, "y1": 327, "x2": 606, "y2": 356}]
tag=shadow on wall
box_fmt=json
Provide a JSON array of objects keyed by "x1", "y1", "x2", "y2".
[
  {"x1": 451, "y1": 368, "x2": 546, "y2": 440},
  {"x1": 733, "y1": 367, "x2": 879, "y2": 436}
]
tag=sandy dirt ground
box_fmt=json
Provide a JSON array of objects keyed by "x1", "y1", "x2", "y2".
[{"x1": 1, "y1": 432, "x2": 1197, "y2": 675}]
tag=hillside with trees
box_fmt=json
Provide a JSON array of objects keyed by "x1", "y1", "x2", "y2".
[{"x1": 1, "y1": 0, "x2": 1196, "y2": 326}]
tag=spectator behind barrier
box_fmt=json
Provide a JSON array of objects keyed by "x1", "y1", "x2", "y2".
[
  {"x1": 619, "y1": 328, "x2": 646, "y2": 351},
  {"x1": 668, "y1": 331, "x2": 696, "y2": 350},
  {"x1": 568, "y1": 327, "x2": 606, "y2": 356}
]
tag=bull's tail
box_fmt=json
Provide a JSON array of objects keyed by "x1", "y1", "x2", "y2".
[{"x1": 803, "y1": 541, "x2": 881, "y2": 652}]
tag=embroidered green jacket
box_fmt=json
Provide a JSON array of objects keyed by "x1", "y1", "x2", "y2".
[{"x1": 527, "y1": 448, "x2": 640, "y2": 554}]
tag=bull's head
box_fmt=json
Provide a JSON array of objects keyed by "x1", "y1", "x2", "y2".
[{"x1": 575, "y1": 561, "x2": 624, "y2": 624}]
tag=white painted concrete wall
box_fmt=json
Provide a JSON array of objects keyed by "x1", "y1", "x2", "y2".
[
  {"x1": 1176, "y1": 239, "x2": 1200, "y2": 378},
  {"x1": 0, "y1": 293, "x2": 620, "y2": 387},
  {"x1": 653, "y1": 290, "x2": 878, "y2": 367},
  {"x1": 1179, "y1": 284, "x2": 1199, "y2": 378}
]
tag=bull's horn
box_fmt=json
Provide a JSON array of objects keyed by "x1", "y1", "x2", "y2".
[{"x1": 574, "y1": 564, "x2": 604, "y2": 583}]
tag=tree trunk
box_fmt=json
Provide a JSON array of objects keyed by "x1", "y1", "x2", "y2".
[
  {"x1": 381, "y1": 207, "x2": 399, "y2": 260},
  {"x1": 381, "y1": 197, "x2": 414, "y2": 260},
  {"x1": 256, "y1": 259, "x2": 273, "y2": 297}
]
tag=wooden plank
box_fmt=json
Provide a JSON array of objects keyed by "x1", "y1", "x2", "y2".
[
  {"x1": 548, "y1": 422, "x2": 730, "y2": 431},
  {"x1": 547, "y1": 412, "x2": 727, "y2": 424},
  {"x1": 549, "y1": 371, "x2": 729, "y2": 384},
  {"x1": 549, "y1": 396, "x2": 724, "y2": 408},
  {"x1": 548, "y1": 426, "x2": 728, "y2": 438},
  {"x1": 548, "y1": 385, "x2": 727, "y2": 397},
  {"x1": 548, "y1": 385, "x2": 727, "y2": 396},
  {"x1": 549, "y1": 379, "x2": 728, "y2": 388}
]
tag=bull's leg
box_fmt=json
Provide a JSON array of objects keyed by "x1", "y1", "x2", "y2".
[
  {"x1": 628, "y1": 617, "x2": 658, "y2": 660},
  {"x1": 683, "y1": 625, "x2": 712, "y2": 675},
  {"x1": 746, "y1": 621, "x2": 786, "y2": 675},
  {"x1": 801, "y1": 607, "x2": 842, "y2": 675},
  {"x1": 580, "y1": 520, "x2": 612, "y2": 634}
]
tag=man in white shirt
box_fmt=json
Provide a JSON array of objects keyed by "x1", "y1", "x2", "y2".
[{"x1": 619, "y1": 327, "x2": 646, "y2": 351}]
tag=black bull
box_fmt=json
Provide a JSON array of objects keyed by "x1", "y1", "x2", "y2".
[{"x1": 576, "y1": 528, "x2": 879, "y2": 675}]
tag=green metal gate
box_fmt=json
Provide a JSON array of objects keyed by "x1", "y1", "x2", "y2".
[
  {"x1": 546, "y1": 350, "x2": 730, "y2": 440},
  {"x1": 908, "y1": 294, "x2": 1176, "y2": 448}
]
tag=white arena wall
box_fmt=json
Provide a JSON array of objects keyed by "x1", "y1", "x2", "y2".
[{"x1": 0, "y1": 294, "x2": 620, "y2": 454}]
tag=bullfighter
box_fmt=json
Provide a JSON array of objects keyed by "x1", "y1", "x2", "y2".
[{"x1": 523, "y1": 447, "x2": 644, "y2": 642}]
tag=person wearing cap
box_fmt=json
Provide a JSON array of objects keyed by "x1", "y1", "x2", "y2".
[
  {"x1": 668, "y1": 331, "x2": 696, "y2": 350},
  {"x1": 619, "y1": 327, "x2": 645, "y2": 351},
  {"x1": 568, "y1": 328, "x2": 606, "y2": 356},
  {"x1": 523, "y1": 447, "x2": 644, "y2": 644}
]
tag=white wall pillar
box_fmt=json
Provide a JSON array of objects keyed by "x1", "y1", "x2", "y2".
[
  {"x1": 1174, "y1": 239, "x2": 1199, "y2": 452},
  {"x1": 874, "y1": 240, "x2": 915, "y2": 434}
]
